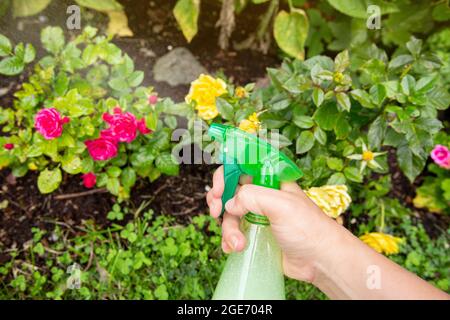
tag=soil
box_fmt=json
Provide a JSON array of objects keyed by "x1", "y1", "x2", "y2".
[{"x1": 0, "y1": 164, "x2": 214, "y2": 263}]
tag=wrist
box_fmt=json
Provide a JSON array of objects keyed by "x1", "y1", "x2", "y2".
[{"x1": 310, "y1": 219, "x2": 355, "y2": 290}]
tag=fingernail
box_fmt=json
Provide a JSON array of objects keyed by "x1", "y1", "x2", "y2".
[
  {"x1": 225, "y1": 199, "x2": 234, "y2": 212},
  {"x1": 229, "y1": 235, "x2": 239, "y2": 251}
]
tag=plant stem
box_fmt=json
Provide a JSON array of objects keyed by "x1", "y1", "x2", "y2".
[{"x1": 256, "y1": 0, "x2": 279, "y2": 40}]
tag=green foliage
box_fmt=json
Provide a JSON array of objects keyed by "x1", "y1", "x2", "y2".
[
  {"x1": 0, "y1": 211, "x2": 224, "y2": 299},
  {"x1": 169, "y1": 0, "x2": 449, "y2": 59},
  {"x1": 0, "y1": 26, "x2": 179, "y2": 200},
  {"x1": 413, "y1": 132, "x2": 450, "y2": 215},
  {"x1": 0, "y1": 206, "x2": 447, "y2": 299},
  {"x1": 206, "y1": 37, "x2": 448, "y2": 186},
  {"x1": 0, "y1": 34, "x2": 35, "y2": 75}
]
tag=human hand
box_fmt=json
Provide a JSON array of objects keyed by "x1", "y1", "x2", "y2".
[{"x1": 206, "y1": 166, "x2": 344, "y2": 283}]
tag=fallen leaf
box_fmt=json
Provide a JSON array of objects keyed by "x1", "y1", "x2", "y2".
[{"x1": 107, "y1": 10, "x2": 133, "y2": 37}]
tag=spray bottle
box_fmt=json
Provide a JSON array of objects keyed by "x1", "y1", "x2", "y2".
[{"x1": 208, "y1": 123, "x2": 303, "y2": 300}]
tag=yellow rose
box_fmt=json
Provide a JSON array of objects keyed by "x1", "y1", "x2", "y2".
[
  {"x1": 239, "y1": 113, "x2": 260, "y2": 134},
  {"x1": 235, "y1": 86, "x2": 247, "y2": 98},
  {"x1": 305, "y1": 184, "x2": 351, "y2": 218},
  {"x1": 360, "y1": 232, "x2": 402, "y2": 255},
  {"x1": 185, "y1": 74, "x2": 227, "y2": 120}
]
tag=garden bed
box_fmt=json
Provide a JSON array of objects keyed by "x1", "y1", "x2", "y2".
[{"x1": 0, "y1": 0, "x2": 449, "y2": 299}]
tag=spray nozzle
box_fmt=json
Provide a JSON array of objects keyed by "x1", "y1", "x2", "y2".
[{"x1": 208, "y1": 123, "x2": 303, "y2": 217}]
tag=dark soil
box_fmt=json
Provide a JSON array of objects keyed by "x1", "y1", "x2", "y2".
[
  {"x1": 0, "y1": 0, "x2": 279, "y2": 102},
  {"x1": 0, "y1": 164, "x2": 214, "y2": 261}
]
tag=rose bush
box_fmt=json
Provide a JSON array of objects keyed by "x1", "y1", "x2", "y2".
[
  {"x1": 173, "y1": 35, "x2": 449, "y2": 254},
  {"x1": 0, "y1": 26, "x2": 179, "y2": 200}
]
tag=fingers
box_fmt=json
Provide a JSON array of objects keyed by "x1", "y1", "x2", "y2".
[
  {"x1": 280, "y1": 181, "x2": 303, "y2": 194},
  {"x1": 221, "y1": 212, "x2": 246, "y2": 253},
  {"x1": 212, "y1": 166, "x2": 224, "y2": 198},
  {"x1": 207, "y1": 166, "x2": 252, "y2": 218},
  {"x1": 225, "y1": 184, "x2": 295, "y2": 224}
]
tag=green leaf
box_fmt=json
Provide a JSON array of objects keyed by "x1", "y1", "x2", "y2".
[
  {"x1": 23, "y1": 43, "x2": 35, "y2": 63},
  {"x1": 313, "y1": 102, "x2": 339, "y2": 130},
  {"x1": 106, "y1": 177, "x2": 120, "y2": 195},
  {"x1": 108, "y1": 77, "x2": 128, "y2": 92},
  {"x1": 0, "y1": 56, "x2": 24, "y2": 75},
  {"x1": 334, "y1": 50, "x2": 349, "y2": 72},
  {"x1": 427, "y1": 87, "x2": 450, "y2": 110},
  {"x1": 128, "y1": 71, "x2": 144, "y2": 87},
  {"x1": 400, "y1": 75, "x2": 416, "y2": 96},
  {"x1": 296, "y1": 131, "x2": 315, "y2": 154},
  {"x1": 62, "y1": 154, "x2": 82, "y2": 174},
  {"x1": 155, "y1": 152, "x2": 179, "y2": 176},
  {"x1": 369, "y1": 84, "x2": 386, "y2": 107},
  {"x1": 273, "y1": 9, "x2": 309, "y2": 60},
  {"x1": 216, "y1": 97, "x2": 234, "y2": 120},
  {"x1": 312, "y1": 87, "x2": 324, "y2": 107},
  {"x1": 13, "y1": 0, "x2": 51, "y2": 17},
  {"x1": 415, "y1": 76, "x2": 437, "y2": 94},
  {"x1": 314, "y1": 126, "x2": 327, "y2": 145},
  {"x1": 334, "y1": 113, "x2": 351, "y2": 139},
  {"x1": 327, "y1": 0, "x2": 398, "y2": 19},
  {"x1": 327, "y1": 172, "x2": 346, "y2": 185},
  {"x1": 396, "y1": 144, "x2": 426, "y2": 183},
  {"x1": 37, "y1": 168, "x2": 62, "y2": 194},
  {"x1": 388, "y1": 54, "x2": 413, "y2": 69},
  {"x1": 336, "y1": 92, "x2": 351, "y2": 112},
  {"x1": 121, "y1": 167, "x2": 136, "y2": 188},
  {"x1": 0, "y1": 34, "x2": 12, "y2": 56},
  {"x1": 173, "y1": 0, "x2": 200, "y2": 43},
  {"x1": 368, "y1": 115, "x2": 386, "y2": 150},
  {"x1": 74, "y1": 0, "x2": 122, "y2": 11},
  {"x1": 293, "y1": 115, "x2": 314, "y2": 129},
  {"x1": 107, "y1": 166, "x2": 122, "y2": 178},
  {"x1": 344, "y1": 167, "x2": 363, "y2": 183},
  {"x1": 145, "y1": 112, "x2": 159, "y2": 131},
  {"x1": 406, "y1": 36, "x2": 422, "y2": 58},
  {"x1": 351, "y1": 89, "x2": 374, "y2": 109},
  {"x1": 327, "y1": 157, "x2": 344, "y2": 171},
  {"x1": 41, "y1": 26, "x2": 65, "y2": 54}
]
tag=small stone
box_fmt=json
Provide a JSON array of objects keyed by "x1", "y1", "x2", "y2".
[
  {"x1": 139, "y1": 47, "x2": 156, "y2": 58},
  {"x1": 167, "y1": 45, "x2": 173, "y2": 51},
  {"x1": 152, "y1": 24, "x2": 163, "y2": 34},
  {"x1": 0, "y1": 87, "x2": 9, "y2": 97},
  {"x1": 153, "y1": 47, "x2": 208, "y2": 86}
]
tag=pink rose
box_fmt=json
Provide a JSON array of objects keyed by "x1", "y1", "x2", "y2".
[
  {"x1": 3, "y1": 143, "x2": 14, "y2": 150},
  {"x1": 85, "y1": 138, "x2": 118, "y2": 161},
  {"x1": 82, "y1": 172, "x2": 96, "y2": 188},
  {"x1": 100, "y1": 128, "x2": 119, "y2": 144},
  {"x1": 137, "y1": 118, "x2": 152, "y2": 135},
  {"x1": 148, "y1": 95, "x2": 158, "y2": 105},
  {"x1": 430, "y1": 145, "x2": 450, "y2": 169},
  {"x1": 35, "y1": 108, "x2": 70, "y2": 140},
  {"x1": 102, "y1": 107, "x2": 137, "y2": 143}
]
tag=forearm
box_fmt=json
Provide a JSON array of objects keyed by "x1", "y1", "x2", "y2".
[{"x1": 312, "y1": 224, "x2": 449, "y2": 300}]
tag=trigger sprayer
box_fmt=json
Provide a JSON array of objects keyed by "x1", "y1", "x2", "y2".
[{"x1": 208, "y1": 123, "x2": 303, "y2": 300}]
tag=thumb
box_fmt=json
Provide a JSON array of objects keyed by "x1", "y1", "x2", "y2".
[{"x1": 224, "y1": 184, "x2": 298, "y2": 224}]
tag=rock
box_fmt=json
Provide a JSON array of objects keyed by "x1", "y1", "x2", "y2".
[{"x1": 153, "y1": 47, "x2": 208, "y2": 86}]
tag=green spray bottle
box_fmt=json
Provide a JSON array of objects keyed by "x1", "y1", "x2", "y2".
[{"x1": 208, "y1": 123, "x2": 303, "y2": 300}]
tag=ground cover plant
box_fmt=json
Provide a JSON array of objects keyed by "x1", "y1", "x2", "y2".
[{"x1": 0, "y1": 0, "x2": 448, "y2": 300}]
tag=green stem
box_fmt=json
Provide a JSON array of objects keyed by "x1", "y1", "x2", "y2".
[
  {"x1": 379, "y1": 200, "x2": 385, "y2": 232},
  {"x1": 256, "y1": 0, "x2": 279, "y2": 40},
  {"x1": 287, "y1": 0, "x2": 294, "y2": 11}
]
